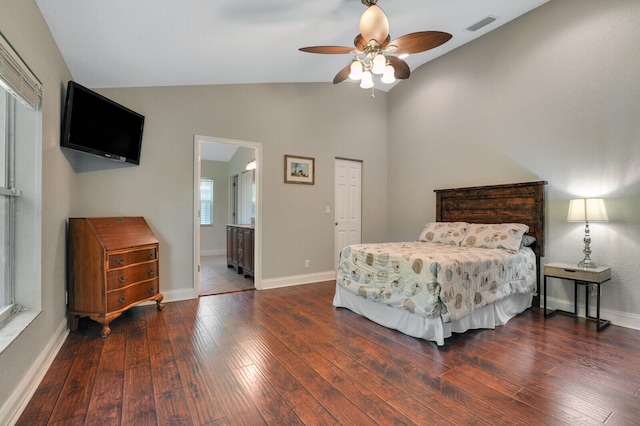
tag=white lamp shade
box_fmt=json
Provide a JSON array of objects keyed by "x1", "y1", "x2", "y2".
[
  {"x1": 381, "y1": 64, "x2": 395, "y2": 84},
  {"x1": 567, "y1": 198, "x2": 608, "y2": 222},
  {"x1": 372, "y1": 54, "x2": 386, "y2": 74},
  {"x1": 360, "y1": 70, "x2": 374, "y2": 89},
  {"x1": 349, "y1": 61, "x2": 362, "y2": 80}
]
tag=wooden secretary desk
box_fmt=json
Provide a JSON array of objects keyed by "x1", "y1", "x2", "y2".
[{"x1": 67, "y1": 217, "x2": 164, "y2": 336}]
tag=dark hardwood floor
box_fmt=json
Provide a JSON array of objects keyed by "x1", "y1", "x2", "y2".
[{"x1": 18, "y1": 281, "x2": 640, "y2": 425}]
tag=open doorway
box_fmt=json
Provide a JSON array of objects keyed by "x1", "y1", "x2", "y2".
[{"x1": 193, "y1": 135, "x2": 262, "y2": 297}]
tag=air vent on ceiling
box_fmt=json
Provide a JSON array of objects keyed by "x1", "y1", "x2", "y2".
[{"x1": 467, "y1": 16, "x2": 497, "y2": 32}]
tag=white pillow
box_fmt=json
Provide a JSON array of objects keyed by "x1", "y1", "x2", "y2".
[
  {"x1": 520, "y1": 235, "x2": 536, "y2": 249},
  {"x1": 418, "y1": 222, "x2": 469, "y2": 246},
  {"x1": 461, "y1": 223, "x2": 529, "y2": 253}
]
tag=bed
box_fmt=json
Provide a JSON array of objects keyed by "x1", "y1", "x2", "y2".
[{"x1": 333, "y1": 181, "x2": 546, "y2": 346}]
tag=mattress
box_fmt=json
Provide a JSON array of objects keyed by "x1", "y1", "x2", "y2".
[{"x1": 335, "y1": 241, "x2": 537, "y2": 323}]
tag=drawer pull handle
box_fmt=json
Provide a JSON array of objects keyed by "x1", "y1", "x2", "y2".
[
  {"x1": 148, "y1": 287, "x2": 155, "y2": 293},
  {"x1": 119, "y1": 297, "x2": 127, "y2": 303},
  {"x1": 118, "y1": 276, "x2": 125, "y2": 283},
  {"x1": 147, "y1": 253, "x2": 154, "y2": 260},
  {"x1": 147, "y1": 269, "x2": 154, "y2": 275},
  {"x1": 116, "y1": 258, "x2": 125, "y2": 265},
  {"x1": 563, "y1": 269, "x2": 577, "y2": 273}
]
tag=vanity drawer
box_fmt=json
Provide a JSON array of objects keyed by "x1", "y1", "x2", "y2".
[
  {"x1": 106, "y1": 261, "x2": 158, "y2": 291},
  {"x1": 107, "y1": 278, "x2": 159, "y2": 311},
  {"x1": 108, "y1": 247, "x2": 157, "y2": 269}
]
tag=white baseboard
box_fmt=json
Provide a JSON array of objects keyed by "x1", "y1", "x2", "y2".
[
  {"x1": 151, "y1": 271, "x2": 337, "y2": 303},
  {"x1": 260, "y1": 270, "x2": 336, "y2": 290},
  {"x1": 137, "y1": 287, "x2": 197, "y2": 305},
  {"x1": 2, "y1": 318, "x2": 69, "y2": 426},
  {"x1": 542, "y1": 296, "x2": 640, "y2": 331},
  {"x1": 162, "y1": 288, "x2": 198, "y2": 302}
]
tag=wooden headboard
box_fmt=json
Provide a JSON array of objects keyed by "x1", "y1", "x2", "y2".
[{"x1": 435, "y1": 181, "x2": 547, "y2": 257}]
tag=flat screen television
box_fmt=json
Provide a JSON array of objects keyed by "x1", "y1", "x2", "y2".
[{"x1": 61, "y1": 81, "x2": 144, "y2": 165}]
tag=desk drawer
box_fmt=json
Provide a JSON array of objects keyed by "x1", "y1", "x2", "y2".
[
  {"x1": 106, "y1": 261, "x2": 158, "y2": 291},
  {"x1": 107, "y1": 278, "x2": 159, "y2": 311},
  {"x1": 108, "y1": 247, "x2": 157, "y2": 269},
  {"x1": 544, "y1": 264, "x2": 611, "y2": 283}
]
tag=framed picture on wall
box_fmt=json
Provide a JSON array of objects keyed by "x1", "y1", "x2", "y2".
[{"x1": 284, "y1": 155, "x2": 315, "y2": 185}]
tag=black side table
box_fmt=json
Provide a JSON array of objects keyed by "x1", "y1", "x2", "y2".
[{"x1": 543, "y1": 262, "x2": 611, "y2": 331}]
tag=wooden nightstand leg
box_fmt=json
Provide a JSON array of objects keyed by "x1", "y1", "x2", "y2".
[
  {"x1": 585, "y1": 283, "x2": 590, "y2": 319},
  {"x1": 596, "y1": 284, "x2": 600, "y2": 326},
  {"x1": 573, "y1": 280, "x2": 578, "y2": 315},
  {"x1": 543, "y1": 275, "x2": 550, "y2": 316},
  {"x1": 596, "y1": 284, "x2": 611, "y2": 331},
  {"x1": 543, "y1": 275, "x2": 546, "y2": 312},
  {"x1": 543, "y1": 275, "x2": 559, "y2": 318}
]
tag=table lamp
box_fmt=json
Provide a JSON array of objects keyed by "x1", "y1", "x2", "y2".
[{"x1": 567, "y1": 198, "x2": 608, "y2": 268}]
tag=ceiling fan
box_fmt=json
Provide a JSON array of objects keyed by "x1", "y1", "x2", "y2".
[{"x1": 299, "y1": 0, "x2": 452, "y2": 91}]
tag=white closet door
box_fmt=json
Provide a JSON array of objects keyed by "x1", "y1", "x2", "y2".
[{"x1": 334, "y1": 159, "x2": 362, "y2": 269}]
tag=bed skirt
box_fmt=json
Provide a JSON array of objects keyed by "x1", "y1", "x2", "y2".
[{"x1": 332, "y1": 284, "x2": 532, "y2": 346}]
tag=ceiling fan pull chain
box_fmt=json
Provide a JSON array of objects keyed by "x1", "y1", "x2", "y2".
[{"x1": 371, "y1": 86, "x2": 375, "y2": 98}]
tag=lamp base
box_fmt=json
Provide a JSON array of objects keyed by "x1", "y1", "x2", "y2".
[
  {"x1": 577, "y1": 221, "x2": 597, "y2": 268},
  {"x1": 578, "y1": 259, "x2": 597, "y2": 268}
]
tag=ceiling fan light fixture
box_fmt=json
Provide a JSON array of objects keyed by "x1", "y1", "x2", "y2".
[
  {"x1": 381, "y1": 64, "x2": 396, "y2": 84},
  {"x1": 372, "y1": 54, "x2": 386, "y2": 74},
  {"x1": 360, "y1": 70, "x2": 374, "y2": 89},
  {"x1": 299, "y1": 0, "x2": 453, "y2": 92},
  {"x1": 349, "y1": 60, "x2": 363, "y2": 80}
]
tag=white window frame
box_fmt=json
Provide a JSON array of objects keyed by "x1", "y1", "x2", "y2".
[
  {"x1": 199, "y1": 177, "x2": 214, "y2": 226},
  {"x1": 0, "y1": 89, "x2": 16, "y2": 323},
  {"x1": 0, "y1": 32, "x2": 42, "y2": 352}
]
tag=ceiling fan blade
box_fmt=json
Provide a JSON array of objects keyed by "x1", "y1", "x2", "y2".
[
  {"x1": 389, "y1": 31, "x2": 452, "y2": 55},
  {"x1": 359, "y1": 5, "x2": 389, "y2": 45},
  {"x1": 333, "y1": 64, "x2": 352, "y2": 84},
  {"x1": 299, "y1": 46, "x2": 354, "y2": 54},
  {"x1": 380, "y1": 35, "x2": 391, "y2": 50},
  {"x1": 386, "y1": 56, "x2": 410, "y2": 79}
]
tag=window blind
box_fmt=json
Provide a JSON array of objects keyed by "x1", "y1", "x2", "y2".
[
  {"x1": 200, "y1": 178, "x2": 214, "y2": 225},
  {"x1": 0, "y1": 32, "x2": 42, "y2": 110}
]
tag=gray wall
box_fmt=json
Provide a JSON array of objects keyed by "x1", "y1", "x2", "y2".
[
  {"x1": 388, "y1": 0, "x2": 640, "y2": 320},
  {"x1": 80, "y1": 83, "x2": 389, "y2": 290},
  {"x1": 0, "y1": 0, "x2": 75, "y2": 415},
  {"x1": 200, "y1": 159, "x2": 229, "y2": 254}
]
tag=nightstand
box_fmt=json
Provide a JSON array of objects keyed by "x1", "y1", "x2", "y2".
[{"x1": 543, "y1": 262, "x2": 611, "y2": 331}]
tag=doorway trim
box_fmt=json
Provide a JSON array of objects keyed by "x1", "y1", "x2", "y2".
[{"x1": 193, "y1": 135, "x2": 263, "y2": 297}]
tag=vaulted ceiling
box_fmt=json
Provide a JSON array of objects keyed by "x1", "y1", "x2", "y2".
[{"x1": 35, "y1": 0, "x2": 548, "y2": 92}]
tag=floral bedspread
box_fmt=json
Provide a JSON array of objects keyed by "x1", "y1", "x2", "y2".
[{"x1": 336, "y1": 242, "x2": 536, "y2": 322}]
